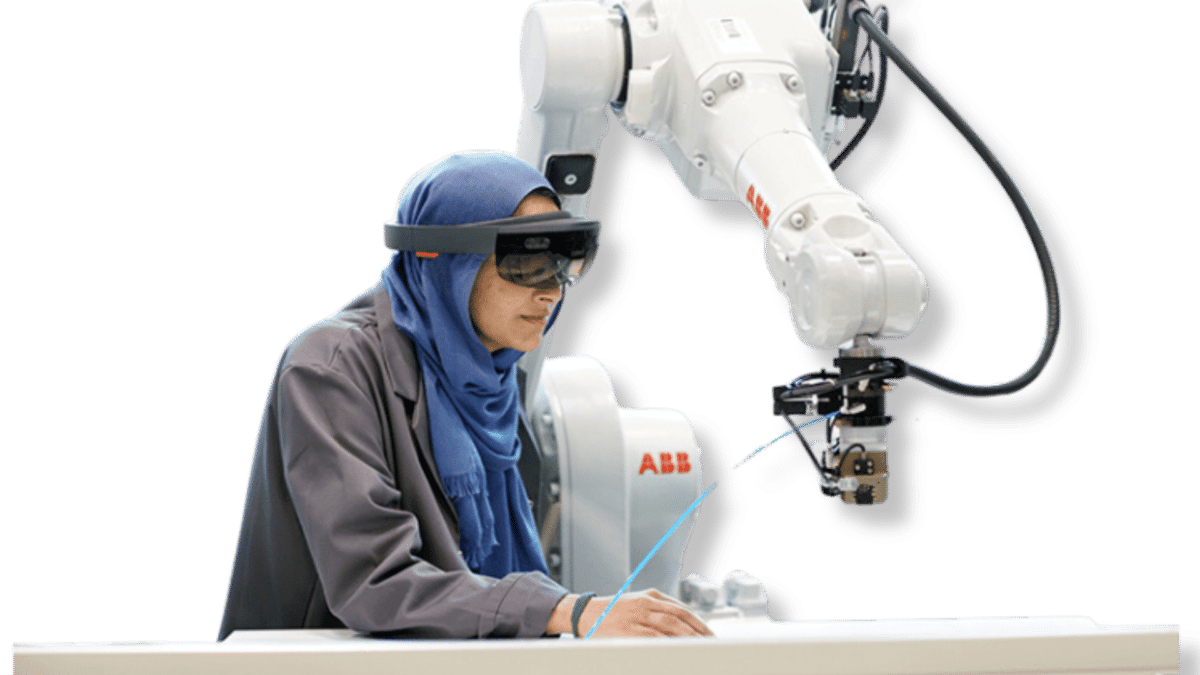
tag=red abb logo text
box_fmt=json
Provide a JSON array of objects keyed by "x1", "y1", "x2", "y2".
[
  {"x1": 746, "y1": 185, "x2": 771, "y2": 228},
  {"x1": 639, "y1": 452, "x2": 692, "y2": 475}
]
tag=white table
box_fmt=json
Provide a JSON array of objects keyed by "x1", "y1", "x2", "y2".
[{"x1": 15, "y1": 617, "x2": 1179, "y2": 675}]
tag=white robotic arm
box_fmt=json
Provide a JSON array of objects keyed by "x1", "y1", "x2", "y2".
[
  {"x1": 518, "y1": 0, "x2": 926, "y2": 348},
  {"x1": 514, "y1": 0, "x2": 1058, "y2": 613},
  {"x1": 518, "y1": 0, "x2": 927, "y2": 506}
]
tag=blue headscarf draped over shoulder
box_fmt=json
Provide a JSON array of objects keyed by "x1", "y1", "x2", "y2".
[{"x1": 381, "y1": 152, "x2": 557, "y2": 577}]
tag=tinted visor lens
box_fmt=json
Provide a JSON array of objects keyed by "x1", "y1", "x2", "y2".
[{"x1": 494, "y1": 224, "x2": 598, "y2": 289}]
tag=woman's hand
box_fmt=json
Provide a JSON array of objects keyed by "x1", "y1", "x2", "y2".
[{"x1": 547, "y1": 589, "x2": 713, "y2": 637}]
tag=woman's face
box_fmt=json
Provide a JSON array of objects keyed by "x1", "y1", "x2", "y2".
[{"x1": 468, "y1": 193, "x2": 563, "y2": 353}]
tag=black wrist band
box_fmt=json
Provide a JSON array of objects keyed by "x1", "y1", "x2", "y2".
[{"x1": 570, "y1": 592, "x2": 596, "y2": 638}]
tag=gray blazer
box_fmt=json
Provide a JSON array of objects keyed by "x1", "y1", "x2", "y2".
[{"x1": 219, "y1": 285, "x2": 567, "y2": 640}]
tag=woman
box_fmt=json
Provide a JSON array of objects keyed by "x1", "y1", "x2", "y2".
[{"x1": 219, "y1": 152, "x2": 710, "y2": 640}]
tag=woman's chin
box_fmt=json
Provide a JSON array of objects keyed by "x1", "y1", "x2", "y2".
[
  {"x1": 484, "y1": 323, "x2": 546, "y2": 353},
  {"x1": 509, "y1": 333, "x2": 543, "y2": 353},
  {"x1": 513, "y1": 339, "x2": 541, "y2": 353}
]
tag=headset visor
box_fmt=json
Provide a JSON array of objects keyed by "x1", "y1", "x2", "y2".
[
  {"x1": 493, "y1": 219, "x2": 596, "y2": 288},
  {"x1": 385, "y1": 212, "x2": 599, "y2": 289}
]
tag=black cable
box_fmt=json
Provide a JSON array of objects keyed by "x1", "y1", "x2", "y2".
[
  {"x1": 830, "y1": 6, "x2": 889, "y2": 170},
  {"x1": 777, "y1": 403, "x2": 825, "y2": 473},
  {"x1": 837, "y1": 443, "x2": 865, "y2": 474},
  {"x1": 781, "y1": 359, "x2": 901, "y2": 399},
  {"x1": 852, "y1": 7, "x2": 1060, "y2": 397},
  {"x1": 786, "y1": 411, "x2": 856, "y2": 481}
]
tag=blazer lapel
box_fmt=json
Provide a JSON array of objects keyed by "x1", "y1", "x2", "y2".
[{"x1": 372, "y1": 285, "x2": 460, "y2": 533}]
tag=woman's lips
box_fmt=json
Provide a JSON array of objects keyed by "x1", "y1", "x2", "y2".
[{"x1": 521, "y1": 314, "x2": 549, "y2": 326}]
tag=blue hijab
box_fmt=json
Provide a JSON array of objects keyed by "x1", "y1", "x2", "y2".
[{"x1": 381, "y1": 152, "x2": 557, "y2": 577}]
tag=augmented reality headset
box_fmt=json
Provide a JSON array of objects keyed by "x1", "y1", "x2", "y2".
[{"x1": 384, "y1": 212, "x2": 600, "y2": 290}]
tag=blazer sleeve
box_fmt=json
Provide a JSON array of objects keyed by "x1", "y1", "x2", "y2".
[{"x1": 276, "y1": 359, "x2": 567, "y2": 638}]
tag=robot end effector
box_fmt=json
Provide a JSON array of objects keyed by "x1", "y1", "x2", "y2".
[{"x1": 518, "y1": 0, "x2": 927, "y2": 350}]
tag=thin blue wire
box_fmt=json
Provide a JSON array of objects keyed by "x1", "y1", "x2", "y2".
[
  {"x1": 583, "y1": 482, "x2": 718, "y2": 639},
  {"x1": 581, "y1": 411, "x2": 838, "y2": 639},
  {"x1": 734, "y1": 411, "x2": 837, "y2": 468}
]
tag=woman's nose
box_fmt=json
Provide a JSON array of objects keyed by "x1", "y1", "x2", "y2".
[{"x1": 535, "y1": 285, "x2": 563, "y2": 304}]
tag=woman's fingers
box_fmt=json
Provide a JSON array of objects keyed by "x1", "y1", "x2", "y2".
[
  {"x1": 585, "y1": 590, "x2": 713, "y2": 638},
  {"x1": 641, "y1": 591, "x2": 712, "y2": 636},
  {"x1": 644, "y1": 610, "x2": 703, "y2": 636},
  {"x1": 635, "y1": 593, "x2": 713, "y2": 636},
  {"x1": 661, "y1": 602, "x2": 714, "y2": 636},
  {"x1": 675, "y1": 606, "x2": 714, "y2": 636}
]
